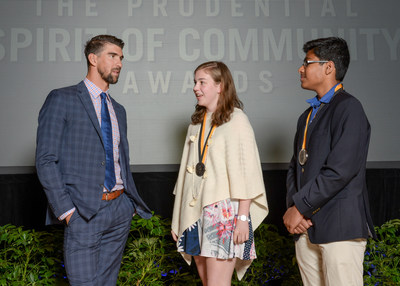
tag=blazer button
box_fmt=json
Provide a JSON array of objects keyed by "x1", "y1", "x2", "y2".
[{"x1": 101, "y1": 161, "x2": 105, "y2": 166}]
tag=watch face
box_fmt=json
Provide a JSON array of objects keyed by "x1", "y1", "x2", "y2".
[{"x1": 238, "y1": 215, "x2": 247, "y2": 221}]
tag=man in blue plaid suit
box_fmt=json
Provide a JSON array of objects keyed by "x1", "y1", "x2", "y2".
[{"x1": 36, "y1": 35, "x2": 151, "y2": 285}]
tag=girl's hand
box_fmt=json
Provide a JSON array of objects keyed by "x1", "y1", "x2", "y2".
[{"x1": 233, "y1": 220, "x2": 249, "y2": 245}]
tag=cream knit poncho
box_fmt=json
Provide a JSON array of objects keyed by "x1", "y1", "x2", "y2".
[{"x1": 171, "y1": 108, "x2": 269, "y2": 280}]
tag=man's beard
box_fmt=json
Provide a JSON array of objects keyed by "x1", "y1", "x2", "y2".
[{"x1": 99, "y1": 68, "x2": 120, "y2": 84}]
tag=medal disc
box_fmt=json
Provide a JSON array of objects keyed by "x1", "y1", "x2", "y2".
[
  {"x1": 195, "y1": 162, "x2": 205, "y2": 176},
  {"x1": 298, "y1": 149, "x2": 308, "y2": 166}
]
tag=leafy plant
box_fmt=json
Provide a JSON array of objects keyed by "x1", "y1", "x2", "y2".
[
  {"x1": 364, "y1": 219, "x2": 400, "y2": 285},
  {"x1": 2, "y1": 217, "x2": 399, "y2": 285},
  {"x1": 119, "y1": 216, "x2": 301, "y2": 285},
  {"x1": 117, "y1": 213, "x2": 199, "y2": 285},
  {"x1": 232, "y1": 223, "x2": 302, "y2": 285},
  {"x1": 0, "y1": 224, "x2": 65, "y2": 285}
]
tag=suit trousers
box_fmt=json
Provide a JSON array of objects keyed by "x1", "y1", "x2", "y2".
[
  {"x1": 295, "y1": 233, "x2": 366, "y2": 286},
  {"x1": 64, "y1": 192, "x2": 134, "y2": 286}
]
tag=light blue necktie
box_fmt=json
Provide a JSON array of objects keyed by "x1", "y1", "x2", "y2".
[{"x1": 100, "y1": 92, "x2": 116, "y2": 191}]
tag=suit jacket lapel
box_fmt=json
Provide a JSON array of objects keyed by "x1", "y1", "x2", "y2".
[
  {"x1": 111, "y1": 97, "x2": 126, "y2": 141},
  {"x1": 306, "y1": 89, "x2": 342, "y2": 142},
  {"x1": 305, "y1": 103, "x2": 328, "y2": 146},
  {"x1": 76, "y1": 81, "x2": 103, "y2": 144},
  {"x1": 110, "y1": 97, "x2": 129, "y2": 179}
]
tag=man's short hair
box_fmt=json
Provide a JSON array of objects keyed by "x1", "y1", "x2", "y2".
[
  {"x1": 303, "y1": 37, "x2": 350, "y2": 81},
  {"x1": 84, "y1": 35, "x2": 124, "y2": 68}
]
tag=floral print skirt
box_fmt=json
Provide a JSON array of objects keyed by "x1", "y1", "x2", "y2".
[{"x1": 178, "y1": 198, "x2": 256, "y2": 260}]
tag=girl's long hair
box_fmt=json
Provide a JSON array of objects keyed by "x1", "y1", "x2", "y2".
[{"x1": 191, "y1": 61, "x2": 243, "y2": 126}]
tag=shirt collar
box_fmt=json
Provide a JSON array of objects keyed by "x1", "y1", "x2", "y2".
[
  {"x1": 84, "y1": 78, "x2": 110, "y2": 99},
  {"x1": 306, "y1": 82, "x2": 342, "y2": 108}
]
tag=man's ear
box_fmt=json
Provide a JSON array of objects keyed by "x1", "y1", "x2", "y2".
[
  {"x1": 325, "y1": 61, "x2": 335, "y2": 76},
  {"x1": 88, "y1": 53, "x2": 97, "y2": 67}
]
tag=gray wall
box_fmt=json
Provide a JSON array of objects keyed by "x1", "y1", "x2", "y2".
[{"x1": 0, "y1": 0, "x2": 399, "y2": 169}]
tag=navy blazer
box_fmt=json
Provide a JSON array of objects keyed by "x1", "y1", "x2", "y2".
[
  {"x1": 36, "y1": 81, "x2": 151, "y2": 224},
  {"x1": 286, "y1": 89, "x2": 376, "y2": 244}
]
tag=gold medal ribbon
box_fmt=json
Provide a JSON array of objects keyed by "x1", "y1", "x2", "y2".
[
  {"x1": 198, "y1": 113, "x2": 216, "y2": 165},
  {"x1": 301, "y1": 110, "x2": 312, "y2": 152},
  {"x1": 191, "y1": 113, "x2": 216, "y2": 205}
]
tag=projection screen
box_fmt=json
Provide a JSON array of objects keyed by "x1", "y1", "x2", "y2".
[{"x1": 0, "y1": 0, "x2": 399, "y2": 172}]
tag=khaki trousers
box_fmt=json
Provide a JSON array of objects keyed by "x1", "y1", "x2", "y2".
[{"x1": 295, "y1": 233, "x2": 366, "y2": 286}]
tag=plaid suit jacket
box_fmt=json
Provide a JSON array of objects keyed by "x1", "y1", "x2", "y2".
[{"x1": 36, "y1": 81, "x2": 151, "y2": 224}]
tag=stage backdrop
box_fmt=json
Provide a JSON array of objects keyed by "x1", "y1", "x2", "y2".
[{"x1": 1, "y1": 0, "x2": 399, "y2": 170}]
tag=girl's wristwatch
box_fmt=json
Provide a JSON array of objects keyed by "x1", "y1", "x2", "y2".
[{"x1": 237, "y1": 215, "x2": 250, "y2": 222}]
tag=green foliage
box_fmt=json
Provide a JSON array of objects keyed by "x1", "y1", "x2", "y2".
[
  {"x1": 364, "y1": 219, "x2": 400, "y2": 285},
  {"x1": 119, "y1": 216, "x2": 301, "y2": 285},
  {"x1": 1, "y1": 218, "x2": 399, "y2": 285},
  {"x1": 232, "y1": 223, "x2": 302, "y2": 285},
  {"x1": 117, "y1": 213, "x2": 200, "y2": 285},
  {"x1": 0, "y1": 224, "x2": 65, "y2": 285}
]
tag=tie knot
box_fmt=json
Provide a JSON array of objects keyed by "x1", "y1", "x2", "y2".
[
  {"x1": 100, "y1": 92, "x2": 107, "y2": 100},
  {"x1": 312, "y1": 101, "x2": 321, "y2": 109},
  {"x1": 308, "y1": 97, "x2": 321, "y2": 109}
]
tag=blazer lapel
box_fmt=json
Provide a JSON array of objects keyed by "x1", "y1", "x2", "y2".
[
  {"x1": 111, "y1": 97, "x2": 126, "y2": 140},
  {"x1": 110, "y1": 97, "x2": 129, "y2": 179},
  {"x1": 76, "y1": 81, "x2": 103, "y2": 144},
  {"x1": 305, "y1": 103, "x2": 328, "y2": 146}
]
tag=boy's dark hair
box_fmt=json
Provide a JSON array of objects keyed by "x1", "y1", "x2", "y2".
[{"x1": 303, "y1": 37, "x2": 350, "y2": 81}]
